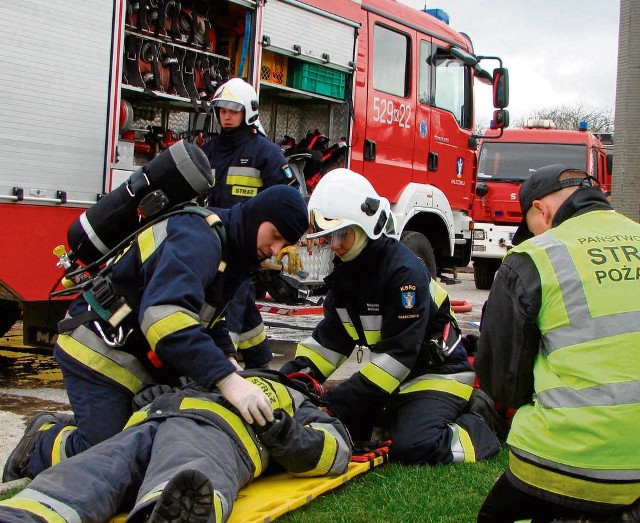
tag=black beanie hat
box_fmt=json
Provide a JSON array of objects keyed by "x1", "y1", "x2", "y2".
[{"x1": 241, "y1": 185, "x2": 309, "y2": 257}]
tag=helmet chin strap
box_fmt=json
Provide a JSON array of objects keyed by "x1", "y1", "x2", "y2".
[{"x1": 338, "y1": 226, "x2": 369, "y2": 262}]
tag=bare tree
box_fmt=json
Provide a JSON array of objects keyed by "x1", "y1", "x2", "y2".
[
  {"x1": 473, "y1": 115, "x2": 491, "y2": 137},
  {"x1": 513, "y1": 104, "x2": 614, "y2": 133}
]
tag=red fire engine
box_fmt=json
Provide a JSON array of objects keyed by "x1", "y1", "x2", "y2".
[
  {"x1": 471, "y1": 119, "x2": 613, "y2": 289},
  {"x1": 0, "y1": 0, "x2": 508, "y2": 346}
]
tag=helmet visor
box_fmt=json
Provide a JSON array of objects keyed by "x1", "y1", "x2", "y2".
[
  {"x1": 212, "y1": 100, "x2": 244, "y2": 112},
  {"x1": 308, "y1": 209, "x2": 346, "y2": 239}
]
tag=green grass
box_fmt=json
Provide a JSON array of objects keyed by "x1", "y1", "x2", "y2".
[
  {"x1": 0, "y1": 449, "x2": 508, "y2": 522},
  {"x1": 278, "y1": 448, "x2": 508, "y2": 523}
]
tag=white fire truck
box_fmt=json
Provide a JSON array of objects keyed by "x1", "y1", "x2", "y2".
[{"x1": 0, "y1": 0, "x2": 508, "y2": 346}]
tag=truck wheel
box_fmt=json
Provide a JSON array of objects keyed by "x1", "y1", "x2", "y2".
[
  {"x1": 400, "y1": 231, "x2": 437, "y2": 279},
  {"x1": 0, "y1": 300, "x2": 21, "y2": 337},
  {"x1": 473, "y1": 259, "x2": 501, "y2": 290}
]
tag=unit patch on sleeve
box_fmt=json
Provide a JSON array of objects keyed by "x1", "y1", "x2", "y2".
[{"x1": 400, "y1": 284, "x2": 417, "y2": 309}]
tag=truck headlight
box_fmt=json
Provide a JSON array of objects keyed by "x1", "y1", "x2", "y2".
[{"x1": 473, "y1": 230, "x2": 486, "y2": 241}]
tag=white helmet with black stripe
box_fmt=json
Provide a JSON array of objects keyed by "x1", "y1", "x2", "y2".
[
  {"x1": 307, "y1": 168, "x2": 392, "y2": 240},
  {"x1": 212, "y1": 78, "x2": 259, "y2": 127}
]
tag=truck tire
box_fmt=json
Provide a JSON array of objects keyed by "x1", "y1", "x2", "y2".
[
  {"x1": 473, "y1": 259, "x2": 501, "y2": 290},
  {"x1": 400, "y1": 231, "x2": 437, "y2": 280},
  {"x1": 0, "y1": 300, "x2": 21, "y2": 337}
]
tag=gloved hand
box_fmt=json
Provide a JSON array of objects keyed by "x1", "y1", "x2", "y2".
[
  {"x1": 132, "y1": 383, "x2": 175, "y2": 410},
  {"x1": 275, "y1": 245, "x2": 303, "y2": 275},
  {"x1": 216, "y1": 372, "x2": 274, "y2": 426},
  {"x1": 252, "y1": 408, "x2": 292, "y2": 440}
]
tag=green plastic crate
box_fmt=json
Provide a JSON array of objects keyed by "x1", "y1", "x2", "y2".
[{"x1": 288, "y1": 62, "x2": 346, "y2": 99}]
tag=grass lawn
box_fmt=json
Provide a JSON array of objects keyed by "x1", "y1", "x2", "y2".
[
  {"x1": 278, "y1": 448, "x2": 508, "y2": 523},
  {"x1": 0, "y1": 449, "x2": 508, "y2": 522}
]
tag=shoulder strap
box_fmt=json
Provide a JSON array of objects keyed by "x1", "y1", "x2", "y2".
[{"x1": 180, "y1": 206, "x2": 227, "y2": 272}]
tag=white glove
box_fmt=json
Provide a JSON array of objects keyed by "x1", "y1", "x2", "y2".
[{"x1": 216, "y1": 373, "x2": 274, "y2": 426}]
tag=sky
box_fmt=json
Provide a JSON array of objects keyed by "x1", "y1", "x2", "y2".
[{"x1": 400, "y1": 1, "x2": 621, "y2": 125}]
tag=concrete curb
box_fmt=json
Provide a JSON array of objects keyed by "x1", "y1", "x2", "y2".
[{"x1": 0, "y1": 478, "x2": 29, "y2": 496}]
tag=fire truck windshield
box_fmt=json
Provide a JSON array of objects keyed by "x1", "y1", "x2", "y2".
[{"x1": 478, "y1": 142, "x2": 588, "y2": 182}]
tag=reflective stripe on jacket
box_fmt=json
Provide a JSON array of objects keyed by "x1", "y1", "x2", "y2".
[
  {"x1": 506, "y1": 210, "x2": 640, "y2": 505},
  {"x1": 125, "y1": 375, "x2": 352, "y2": 479},
  {"x1": 292, "y1": 237, "x2": 473, "y2": 402}
]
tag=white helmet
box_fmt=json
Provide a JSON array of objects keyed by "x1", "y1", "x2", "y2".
[
  {"x1": 212, "y1": 78, "x2": 259, "y2": 126},
  {"x1": 307, "y1": 168, "x2": 392, "y2": 240}
]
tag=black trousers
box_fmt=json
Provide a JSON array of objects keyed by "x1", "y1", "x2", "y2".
[{"x1": 477, "y1": 472, "x2": 631, "y2": 522}]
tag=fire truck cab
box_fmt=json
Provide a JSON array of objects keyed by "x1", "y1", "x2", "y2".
[{"x1": 471, "y1": 119, "x2": 613, "y2": 289}]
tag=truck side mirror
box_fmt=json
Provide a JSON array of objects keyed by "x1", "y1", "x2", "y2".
[
  {"x1": 607, "y1": 153, "x2": 614, "y2": 177},
  {"x1": 492, "y1": 109, "x2": 510, "y2": 130},
  {"x1": 493, "y1": 67, "x2": 509, "y2": 108}
]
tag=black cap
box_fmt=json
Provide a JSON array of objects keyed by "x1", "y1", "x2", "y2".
[{"x1": 512, "y1": 164, "x2": 588, "y2": 245}]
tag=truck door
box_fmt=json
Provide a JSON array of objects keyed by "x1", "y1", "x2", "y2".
[
  {"x1": 362, "y1": 14, "x2": 416, "y2": 200},
  {"x1": 412, "y1": 38, "x2": 433, "y2": 186},
  {"x1": 424, "y1": 41, "x2": 475, "y2": 212}
]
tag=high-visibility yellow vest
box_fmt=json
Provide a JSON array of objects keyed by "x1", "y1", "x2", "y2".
[{"x1": 505, "y1": 210, "x2": 640, "y2": 506}]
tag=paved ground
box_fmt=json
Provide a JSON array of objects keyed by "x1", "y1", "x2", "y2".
[{"x1": 0, "y1": 267, "x2": 488, "y2": 488}]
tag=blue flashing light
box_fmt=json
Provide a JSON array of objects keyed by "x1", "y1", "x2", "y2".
[
  {"x1": 495, "y1": 211, "x2": 504, "y2": 217},
  {"x1": 578, "y1": 121, "x2": 589, "y2": 131},
  {"x1": 423, "y1": 8, "x2": 450, "y2": 25}
]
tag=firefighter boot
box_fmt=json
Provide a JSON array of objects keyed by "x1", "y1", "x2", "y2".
[
  {"x1": 467, "y1": 388, "x2": 508, "y2": 443},
  {"x1": 149, "y1": 469, "x2": 214, "y2": 523},
  {"x1": 3, "y1": 411, "x2": 75, "y2": 482}
]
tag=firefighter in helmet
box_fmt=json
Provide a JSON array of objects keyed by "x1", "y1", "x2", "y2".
[
  {"x1": 202, "y1": 77, "x2": 300, "y2": 370},
  {"x1": 280, "y1": 168, "x2": 502, "y2": 465}
]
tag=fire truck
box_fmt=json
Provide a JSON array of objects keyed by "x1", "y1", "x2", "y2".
[
  {"x1": 470, "y1": 119, "x2": 613, "y2": 289},
  {"x1": 0, "y1": 0, "x2": 508, "y2": 346}
]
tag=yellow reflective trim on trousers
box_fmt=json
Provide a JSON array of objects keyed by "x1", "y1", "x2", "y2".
[
  {"x1": 399, "y1": 377, "x2": 473, "y2": 400},
  {"x1": 57, "y1": 333, "x2": 144, "y2": 394},
  {"x1": 226, "y1": 175, "x2": 264, "y2": 187},
  {"x1": 140, "y1": 488, "x2": 162, "y2": 504},
  {"x1": 294, "y1": 427, "x2": 339, "y2": 477},
  {"x1": 213, "y1": 491, "x2": 224, "y2": 523},
  {"x1": 509, "y1": 451, "x2": 640, "y2": 505},
  {"x1": 180, "y1": 398, "x2": 263, "y2": 477},
  {"x1": 51, "y1": 425, "x2": 76, "y2": 466},
  {"x1": 296, "y1": 344, "x2": 336, "y2": 378},
  {"x1": 360, "y1": 363, "x2": 400, "y2": 393},
  {"x1": 236, "y1": 329, "x2": 267, "y2": 350},
  {"x1": 0, "y1": 498, "x2": 66, "y2": 523},
  {"x1": 146, "y1": 311, "x2": 200, "y2": 350},
  {"x1": 457, "y1": 424, "x2": 476, "y2": 463}
]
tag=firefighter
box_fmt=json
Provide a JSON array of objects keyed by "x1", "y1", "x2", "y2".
[
  {"x1": 0, "y1": 372, "x2": 352, "y2": 523},
  {"x1": 280, "y1": 168, "x2": 502, "y2": 466},
  {"x1": 2, "y1": 185, "x2": 309, "y2": 483},
  {"x1": 201, "y1": 77, "x2": 299, "y2": 369},
  {"x1": 475, "y1": 165, "x2": 640, "y2": 521}
]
